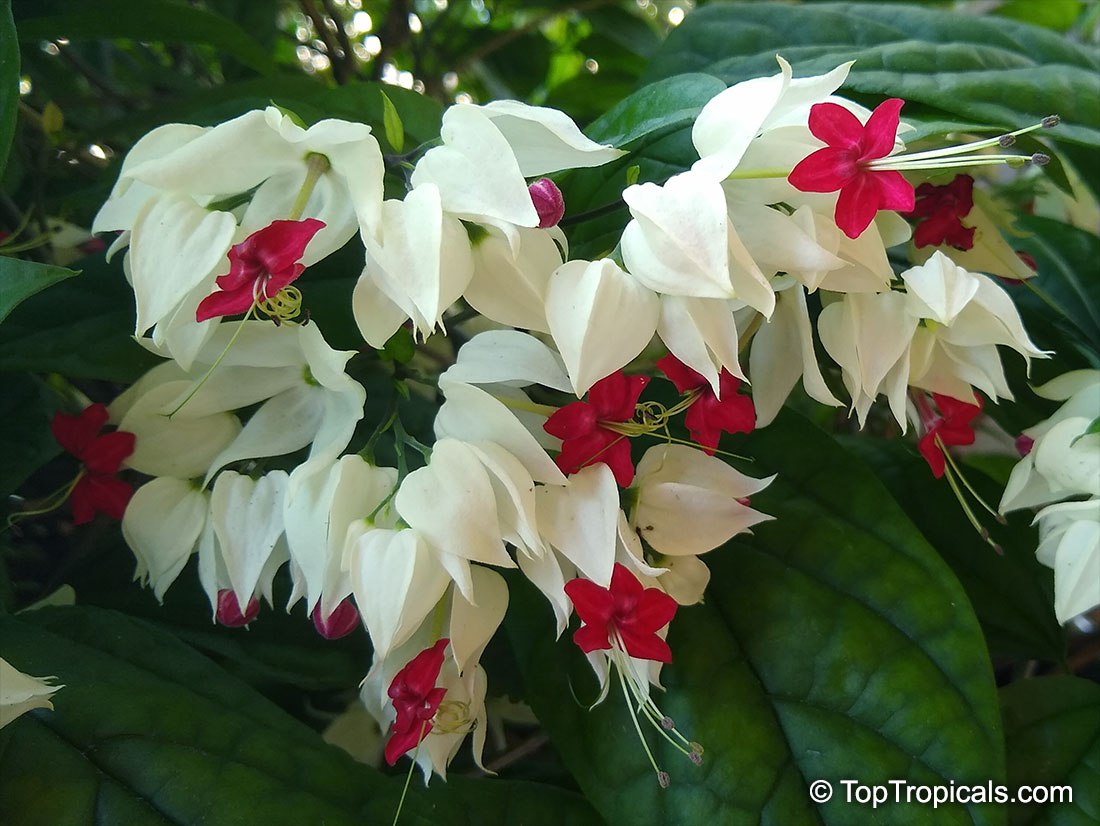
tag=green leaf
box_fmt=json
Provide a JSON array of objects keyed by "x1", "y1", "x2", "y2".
[
  {"x1": 1013, "y1": 215, "x2": 1100, "y2": 356},
  {"x1": 997, "y1": 0, "x2": 1083, "y2": 32},
  {"x1": 643, "y1": 3, "x2": 1100, "y2": 151},
  {"x1": 0, "y1": 372, "x2": 60, "y2": 498},
  {"x1": 0, "y1": 253, "x2": 159, "y2": 382},
  {"x1": 0, "y1": 606, "x2": 602, "y2": 826},
  {"x1": 840, "y1": 435, "x2": 1064, "y2": 662},
  {"x1": 379, "y1": 89, "x2": 405, "y2": 153},
  {"x1": 1001, "y1": 676, "x2": 1100, "y2": 825},
  {"x1": 508, "y1": 411, "x2": 1005, "y2": 826},
  {"x1": 0, "y1": 256, "x2": 78, "y2": 326},
  {"x1": 16, "y1": 0, "x2": 277, "y2": 75},
  {"x1": 0, "y1": 0, "x2": 17, "y2": 179},
  {"x1": 560, "y1": 73, "x2": 726, "y2": 259}
]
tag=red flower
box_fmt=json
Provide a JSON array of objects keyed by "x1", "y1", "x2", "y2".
[
  {"x1": 50, "y1": 403, "x2": 135, "y2": 525},
  {"x1": 788, "y1": 98, "x2": 915, "y2": 239},
  {"x1": 917, "y1": 393, "x2": 983, "y2": 478},
  {"x1": 657, "y1": 355, "x2": 755, "y2": 454},
  {"x1": 385, "y1": 638, "x2": 449, "y2": 766},
  {"x1": 312, "y1": 597, "x2": 360, "y2": 640},
  {"x1": 195, "y1": 218, "x2": 325, "y2": 322},
  {"x1": 909, "y1": 175, "x2": 976, "y2": 250},
  {"x1": 543, "y1": 371, "x2": 650, "y2": 487},
  {"x1": 564, "y1": 563, "x2": 678, "y2": 663},
  {"x1": 216, "y1": 589, "x2": 261, "y2": 627}
]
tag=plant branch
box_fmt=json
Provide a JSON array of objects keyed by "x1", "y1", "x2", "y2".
[{"x1": 300, "y1": 0, "x2": 352, "y2": 84}]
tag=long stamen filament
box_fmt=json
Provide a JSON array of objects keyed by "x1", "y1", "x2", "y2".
[
  {"x1": 615, "y1": 657, "x2": 668, "y2": 786},
  {"x1": 390, "y1": 719, "x2": 430, "y2": 826},
  {"x1": 870, "y1": 119, "x2": 1056, "y2": 166},
  {"x1": 165, "y1": 307, "x2": 256, "y2": 418},
  {"x1": 871, "y1": 155, "x2": 1044, "y2": 172},
  {"x1": 939, "y1": 440, "x2": 1007, "y2": 523},
  {"x1": 6, "y1": 471, "x2": 85, "y2": 527}
]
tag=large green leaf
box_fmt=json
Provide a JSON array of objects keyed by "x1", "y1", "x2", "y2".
[
  {"x1": 560, "y1": 72, "x2": 726, "y2": 259},
  {"x1": 15, "y1": 0, "x2": 277, "y2": 75},
  {"x1": 0, "y1": 0, "x2": 17, "y2": 179},
  {"x1": 0, "y1": 606, "x2": 601, "y2": 826},
  {"x1": 0, "y1": 372, "x2": 60, "y2": 498},
  {"x1": 1001, "y1": 676, "x2": 1100, "y2": 825},
  {"x1": 0, "y1": 256, "x2": 78, "y2": 325},
  {"x1": 508, "y1": 411, "x2": 1005, "y2": 826},
  {"x1": 1013, "y1": 214, "x2": 1100, "y2": 359},
  {"x1": 0, "y1": 252, "x2": 159, "y2": 382},
  {"x1": 840, "y1": 435, "x2": 1064, "y2": 663},
  {"x1": 643, "y1": 3, "x2": 1099, "y2": 150}
]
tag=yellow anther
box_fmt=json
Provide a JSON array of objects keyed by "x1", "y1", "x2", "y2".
[{"x1": 257, "y1": 285, "x2": 304, "y2": 325}]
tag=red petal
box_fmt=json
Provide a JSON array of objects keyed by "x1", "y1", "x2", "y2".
[
  {"x1": 601, "y1": 438, "x2": 636, "y2": 487},
  {"x1": 918, "y1": 432, "x2": 946, "y2": 478},
  {"x1": 69, "y1": 478, "x2": 97, "y2": 525},
  {"x1": 389, "y1": 638, "x2": 448, "y2": 703},
  {"x1": 834, "y1": 174, "x2": 881, "y2": 239},
  {"x1": 788, "y1": 147, "x2": 858, "y2": 194},
  {"x1": 589, "y1": 372, "x2": 650, "y2": 421},
  {"x1": 216, "y1": 589, "x2": 261, "y2": 626},
  {"x1": 626, "y1": 588, "x2": 678, "y2": 635},
  {"x1": 82, "y1": 431, "x2": 136, "y2": 474},
  {"x1": 564, "y1": 578, "x2": 615, "y2": 626},
  {"x1": 195, "y1": 284, "x2": 257, "y2": 322},
  {"x1": 609, "y1": 562, "x2": 644, "y2": 604},
  {"x1": 573, "y1": 622, "x2": 612, "y2": 654},
  {"x1": 51, "y1": 404, "x2": 109, "y2": 458},
  {"x1": 657, "y1": 354, "x2": 705, "y2": 394},
  {"x1": 874, "y1": 169, "x2": 915, "y2": 213},
  {"x1": 554, "y1": 429, "x2": 619, "y2": 477},
  {"x1": 860, "y1": 98, "x2": 905, "y2": 161},
  {"x1": 617, "y1": 629, "x2": 673, "y2": 663},
  {"x1": 81, "y1": 474, "x2": 133, "y2": 520},
  {"x1": 250, "y1": 218, "x2": 325, "y2": 276},
  {"x1": 543, "y1": 401, "x2": 597, "y2": 441},
  {"x1": 384, "y1": 720, "x2": 433, "y2": 766},
  {"x1": 806, "y1": 102, "x2": 865, "y2": 149}
]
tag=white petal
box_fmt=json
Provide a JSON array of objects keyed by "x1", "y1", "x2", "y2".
[
  {"x1": 535, "y1": 463, "x2": 619, "y2": 586},
  {"x1": 395, "y1": 440, "x2": 514, "y2": 569},
  {"x1": 516, "y1": 546, "x2": 572, "y2": 637},
  {"x1": 545, "y1": 258, "x2": 658, "y2": 396},
  {"x1": 352, "y1": 268, "x2": 408, "y2": 349},
  {"x1": 210, "y1": 471, "x2": 289, "y2": 612},
  {"x1": 129, "y1": 196, "x2": 236, "y2": 334},
  {"x1": 622, "y1": 172, "x2": 736, "y2": 299},
  {"x1": 480, "y1": 100, "x2": 625, "y2": 176},
  {"x1": 464, "y1": 227, "x2": 560, "y2": 332},
  {"x1": 122, "y1": 477, "x2": 208, "y2": 600},
  {"x1": 410, "y1": 105, "x2": 537, "y2": 227},
  {"x1": 0, "y1": 659, "x2": 61, "y2": 729},
  {"x1": 442, "y1": 330, "x2": 572, "y2": 391},
  {"x1": 449, "y1": 567, "x2": 509, "y2": 674},
  {"x1": 901, "y1": 252, "x2": 980, "y2": 325},
  {"x1": 657, "y1": 296, "x2": 744, "y2": 395}
]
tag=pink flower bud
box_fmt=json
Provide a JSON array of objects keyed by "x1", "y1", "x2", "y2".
[
  {"x1": 528, "y1": 178, "x2": 565, "y2": 228},
  {"x1": 1016, "y1": 434, "x2": 1035, "y2": 457},
  {"x1": 216, "y1": 589, "x2": 260, "y2": 627},
  {"x1": 312, "y1": 598, "x2": 360, "y2": 640}
]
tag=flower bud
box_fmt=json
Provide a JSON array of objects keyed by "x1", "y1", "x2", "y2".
[
  {"x1": 312, "y1": 597, "x2": 361, "y2": 640},
  {"x1": 1015, "y1": 434, "x2": 1035, "y2": 457},
  {"x1": 528, "y1": 178, "x2": 565, "y2": 228},
  {"x1": 216, "y1": 589, "x2": 260, "y2": 627}
]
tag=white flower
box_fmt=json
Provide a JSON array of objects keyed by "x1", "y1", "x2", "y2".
[
  {"x1": 122, "y1": 477, "x2": 209, "y2": 600},
  {"x1": 1034, "y1": 498, "x2": 1100, "y2": 623},
  {"x1": 199, "y1": 470, "x2": 290, "y2": 616},
  {"x1": 463, "y1": 225, "x2": 564, "y2": 333},
  {"x1": 630, "y1": 445, "x2": 774, "y2": 557},
  {"x1": 544, "y1": 258, "x2": 659, "y2": 397},
  {"x1": 477, "y1": 99, "x2": 625, "y2": 176},
  {"x1": 692, "y1": 56, "x2": 854, "y2": 182},
  {"x1": 0, "y1": 658, "x2": 62, "y2": 729},
  {"x1": 283, "y1": 456, "x2": 397, "y2": 617}
]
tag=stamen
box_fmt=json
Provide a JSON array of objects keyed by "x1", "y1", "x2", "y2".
[
  {"x1": 256, "y1": 285, "x2": 304, "y2": 324},
  {"x1": 939, "y1": 440, "x2": 1008, "y2": 524},
  {"x1": 6, "y1": 471, "x2": 85, "y2": 527},
  {"x1": 165, "y1": 308, "x2": 256, "y2": 418}
]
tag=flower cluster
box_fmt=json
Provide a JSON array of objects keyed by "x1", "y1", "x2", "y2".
[{"x1": 68, "y1": 55, "x2": 1081, "y2": 784}]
